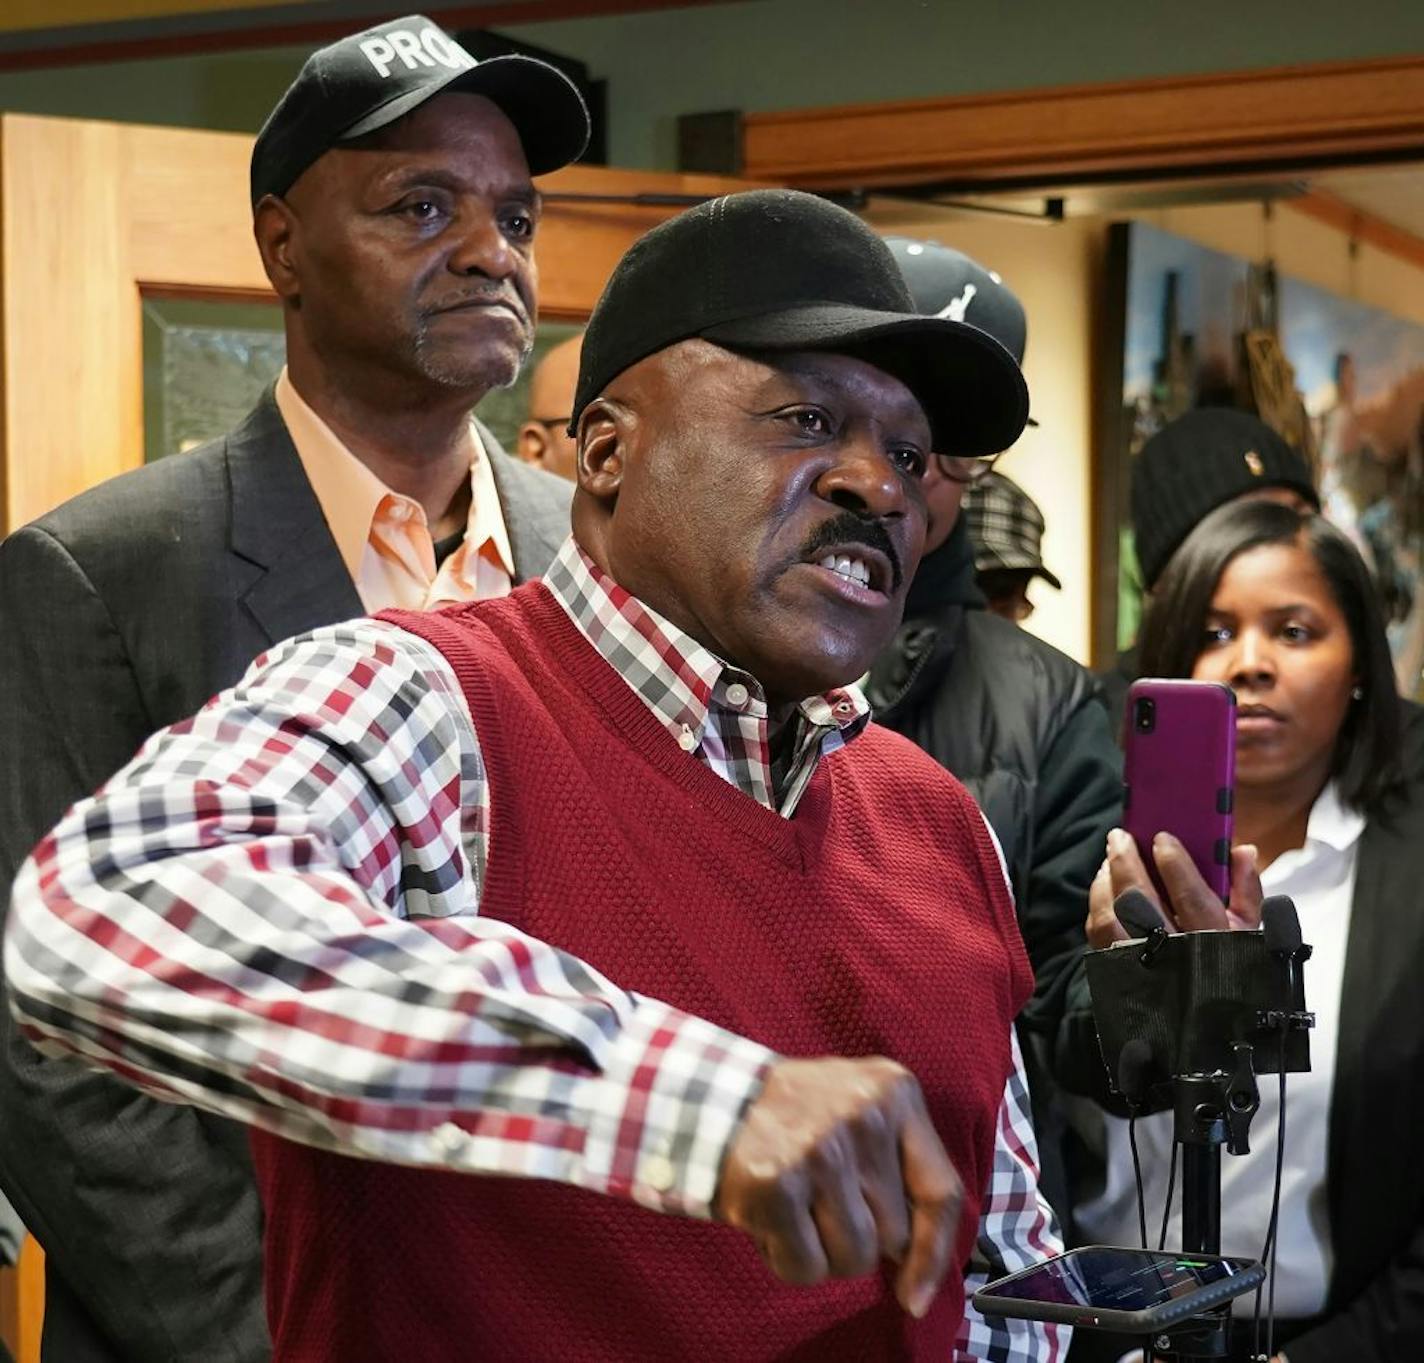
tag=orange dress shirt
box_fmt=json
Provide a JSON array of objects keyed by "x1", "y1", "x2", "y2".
[{"x1": 275, "y1": 368, "x2": 515, "y2": 612}]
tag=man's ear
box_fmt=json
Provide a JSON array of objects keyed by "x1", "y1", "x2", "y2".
[
  {"x1": 576, "y1": 398, "x2": 630, "y2": 501},
  {"x1": 252, "y1": 194, "x2": 300, "y2": 302},
  {"x1": 516, "y1": 421, "x2": 549, "y2": 467}
]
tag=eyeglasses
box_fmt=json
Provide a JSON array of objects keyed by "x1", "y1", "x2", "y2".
[{"x1": 933, "y1": 451, "x2": 1004, "y2": 485}]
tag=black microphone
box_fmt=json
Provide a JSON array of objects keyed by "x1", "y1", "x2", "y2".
[
  {"x1": 1118, "y1": 1037, "x2": 1154, "y2": 1109},
  {"x1": 1118, "y1": 1037, "x2": 1156, "y2": 1249},
  {"x1": 1114, "y1": 889, "x2": 1166, "y2": 939},
  {"x1": 1261, "y1": 895, "x2": 1303, "y2": 958},
  {"x1": 1260, "y1": 894, "x2": 1313, "y2": 1042},
  {"x1": 1115, "y1": 889, "x2": 1170, "y2": 966}
]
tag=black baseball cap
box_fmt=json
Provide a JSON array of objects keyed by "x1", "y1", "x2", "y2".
[
  {"x1": 250, "y1": 14, "x2": 590, "y2": 205},
  {"x1": 884, "y1": 235, "x2": 1037, "y2": 428},
  {"x1": 570, "y1": 190, "x2": 1030, "y2": 457},
  {"x1": 884, "y1": 237, "x2": 1028, "y2": 364},
  {"x1": 1131, "y1": 407, "x2": 1319, "y2": 589}
]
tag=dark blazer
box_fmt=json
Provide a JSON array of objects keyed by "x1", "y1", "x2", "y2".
[
  {"x1": 0, "y1": 391, "x2": 571, "y2": 1363},
  {"x1": 1057, "y1": 705, "x2": 1424, "y2": 1363}
]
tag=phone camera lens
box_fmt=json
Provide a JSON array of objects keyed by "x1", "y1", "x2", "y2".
[{"x1": 1134, "y1": 698, "x2": 1156, "y2": 734}]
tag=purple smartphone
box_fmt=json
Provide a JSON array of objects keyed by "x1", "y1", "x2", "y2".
[{"x1": 1122, "y1": 679, "x2": 1236, "y2": 906}]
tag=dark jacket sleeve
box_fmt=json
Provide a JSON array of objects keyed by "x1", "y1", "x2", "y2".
[
  {"x1": 1016, "y1": 692, "x2": 1122, "y2": 1036},
  {"x1": 0, "y1": 525, "x2": 268, "y2": 1363},
  {"x1": 1284, "y1": 1229, "x2": 1424, "y2": 1363}
]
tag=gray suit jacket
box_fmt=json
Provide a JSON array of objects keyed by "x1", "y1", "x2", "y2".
[{"x1": 0, "y1": 390, "x2": 571, "y2": 1362}]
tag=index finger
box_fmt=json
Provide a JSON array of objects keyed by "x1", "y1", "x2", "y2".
[
  {"x1": 1105, "y1": 829, "x2": 1166, "y2": 919},
  {"x1": 1087, "y1": 860, "x2": 1129, "y2": 948},
  {"x1": 1226, "y1": 844, "x2": 1264, "y2": 930},
  {"x1": 893, "y1": 1101, "x2": 962, "y2": 1319}
]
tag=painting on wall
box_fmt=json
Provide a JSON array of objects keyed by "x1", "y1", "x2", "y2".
[{"x1": 1107, "y1": 220, "x2": 1424, "y2": 695}]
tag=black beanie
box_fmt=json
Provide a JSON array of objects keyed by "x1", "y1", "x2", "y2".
[{"x1": 1131, "y1": 408, "x2": 1318, "y2": 590}]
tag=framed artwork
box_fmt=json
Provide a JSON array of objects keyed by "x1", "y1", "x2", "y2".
[{"x1": 1096, "y1": 220, "x2": 1424, "y2": 695}]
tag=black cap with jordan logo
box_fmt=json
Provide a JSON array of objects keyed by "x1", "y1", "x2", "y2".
[
  {"x1": 250, "y1": 14, "x2": 590, "y2": 205},
  {"x1": 884, "y1": 236, "x2": 1037, "y2": 427}
]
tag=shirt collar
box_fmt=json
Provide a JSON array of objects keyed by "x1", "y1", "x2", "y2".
[
  {"x1": 1303, "y1": 781, "x2": 1366, "y2": 855},
  {"x1": 275, "y1": 367, "x2": 513, "y2": 582},
  {"x1": 464, "y1": 430, "x2": 516, "y2": 581},
  {"x1": 543, "y1": 536, "x2": 870, "y2": 749}
]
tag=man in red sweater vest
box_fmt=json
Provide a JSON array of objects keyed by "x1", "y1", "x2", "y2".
[{"x1": 9, "y1": 190, "x2": 1064, "y2": 1361}]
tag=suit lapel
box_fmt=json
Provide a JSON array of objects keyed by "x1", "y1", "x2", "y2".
[
  {"x1": 481, "y1": 423, "x2": 572, "y2": 583},
  {"x1": 226, "y1": 390, "x2": 363, "y2": 645},
  {"x1": 1327, "y1": 786, "x2": 1424, "y2": 1308}
]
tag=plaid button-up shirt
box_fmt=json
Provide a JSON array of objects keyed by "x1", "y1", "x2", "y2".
[{"x1": 8, "y1": 536, "x2": 1063, "y2": 1361}]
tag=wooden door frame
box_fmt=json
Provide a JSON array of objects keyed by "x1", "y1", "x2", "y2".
[{"x1": 741, "y1": 54, "x2": 1424, "y2": 191}]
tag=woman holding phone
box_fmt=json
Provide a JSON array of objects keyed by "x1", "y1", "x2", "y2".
[{"x1": 1066, "y1": 498, "x2": 1424, "y2": 1363}]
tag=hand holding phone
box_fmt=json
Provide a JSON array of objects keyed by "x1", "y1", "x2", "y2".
[
  {"x1": 1086, "y1": 681, "x2": 1263, "y2": 946},
  {"x1": 1123, "y1": 679, "x2": 1236, "y2": 904}
]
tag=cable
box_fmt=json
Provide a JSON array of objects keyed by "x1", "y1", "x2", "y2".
[
  {"x1": 1266, "y1": 1060, "x2": 1288, "y2": 1359},
  {"x1": 1127, "y1": 1110, "x2": 1150, "y2": 1363},
  {"x1": 1157, "y1": 1140, "x2": 1179, "y2": 1252},
  {"x1": 1129, "y1": 1111, "x2": 1149, "y2": 1249},
  {"x1": 1252, "y1": 1033, "x2": 1290, "y2": 1363}
]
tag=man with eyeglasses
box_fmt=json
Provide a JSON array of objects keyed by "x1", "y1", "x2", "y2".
[
  {"x1": 867, "y1": 238, "x2": 1122, "y2": 1237},
  {"x1": 517, "y1": 330, "x2": 583, "y2": 480}
]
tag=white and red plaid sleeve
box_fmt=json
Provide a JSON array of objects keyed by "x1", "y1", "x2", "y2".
[
  {"x1": 955, "y1": 1028, "x2": 1070, "y2": 1363},
  {"x1": 4, "y1": 618, "x2": 772, "y2": 1219}
]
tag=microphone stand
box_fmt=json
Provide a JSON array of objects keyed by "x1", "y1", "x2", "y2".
[
  {"x1": 1148, "y1": 1044, "x2": 1260, "y2": 1360},
  {"x1": 1112, "y1": 897, "x2": 1313, "y2": 1362}
]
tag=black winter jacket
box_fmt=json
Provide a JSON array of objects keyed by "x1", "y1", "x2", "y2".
[{"x1": 865, "y1": 522, "x2": 1122, "y2": 1035}]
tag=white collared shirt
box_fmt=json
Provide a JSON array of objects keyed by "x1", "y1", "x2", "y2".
[{"x1": 1077, "y1": 783, "x2": 1363, "y2": 1322}]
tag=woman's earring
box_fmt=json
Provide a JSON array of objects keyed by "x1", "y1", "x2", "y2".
[{"x1": 1351, "y1": 685, "x2": 1365, "y2": 701}]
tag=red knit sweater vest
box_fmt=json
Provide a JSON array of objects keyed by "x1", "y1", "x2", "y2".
[{"x1": 251, "y1": 584, "x2": 1032, "y2": 1363}]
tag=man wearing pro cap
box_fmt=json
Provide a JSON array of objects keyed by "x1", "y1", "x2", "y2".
[
  {"x1": 0, "y1": 15, "x2": 586, "y2": 1360},
  {"x1": 868, "y1": 238, "x2": 1120, "y2": 1233},
  {"x1": 9, "y1": 190, "x2": 1063, "y2": 1363}
]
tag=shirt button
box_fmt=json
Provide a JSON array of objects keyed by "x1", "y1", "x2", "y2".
[
  {"x1": 836, "y1": 701, "x2": 856, "y2": 716},
  {"x1": 677, "y1": 726, "x2": 697, "y2": 753},
  {"x1": 724, "y1": 682, "x2": 750, "y2": 710},
  {"x1": 431, "y1": 1121, "x2": 467, "y2": 1157},
  {"x1": 644, "y1": 1153, "x2": 676, "y2": 1192}
]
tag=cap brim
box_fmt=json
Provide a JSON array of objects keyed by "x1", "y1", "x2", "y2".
[
  {"x1": 702, "y1": 305, "x2": 1029, "y2": 457},
  {"x1": 342, "y1": 54, "x2": 590, "y2": 175},
  {"x1": 977, "y1": 550, "x2": 1061, "y2": 589}
]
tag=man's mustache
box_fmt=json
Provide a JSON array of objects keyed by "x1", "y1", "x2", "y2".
[
  {"x1": 424, "y1": 285, "x2": 531, "y2": 325},
  {"x1": 799, "y1": 513, "x2": 903, "y2": 594}
]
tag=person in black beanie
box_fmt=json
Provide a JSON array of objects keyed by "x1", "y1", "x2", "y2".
[
  {"x1": 1099, "y1": 408, "x2": 1319, "y2": 735},
  {"x1": 869, "y1": 238, "x2": 1121, "y2": 1238}
]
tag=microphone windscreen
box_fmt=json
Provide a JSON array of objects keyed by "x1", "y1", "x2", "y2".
[
  {"x1": 1262, "y1": 895, "x2": 1303, "y2": 956},
  {"x1": 1114, "y1": 889, "x2": 1165, "y2": 940},
  {"x1": 1118, "y1": 1037, "x2": 1154, "y2": 1104}
]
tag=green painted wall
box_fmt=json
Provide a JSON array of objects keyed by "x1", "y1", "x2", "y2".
[
  {"x1": 2, "y1": 0, "x2": 1422, "y2": 166},
  {"x1": 0, "y1": 42, "x2": 308, "y2": 133}
]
